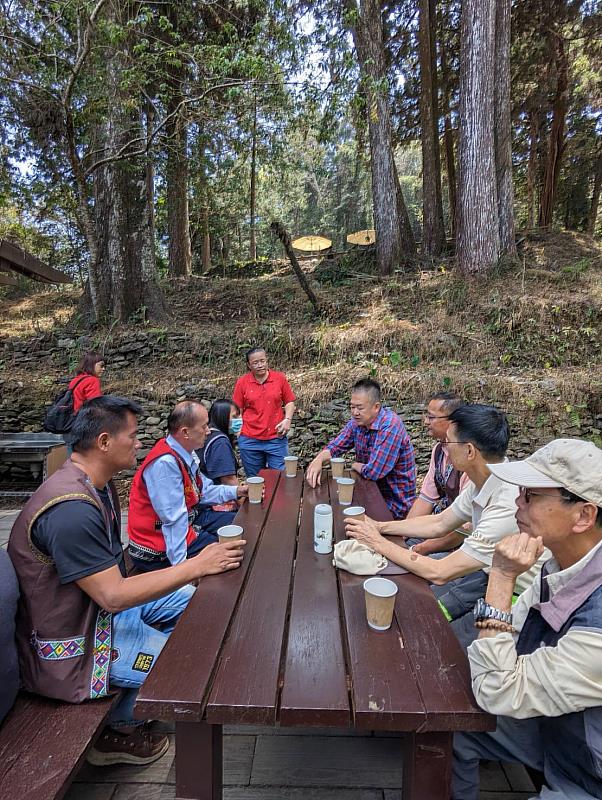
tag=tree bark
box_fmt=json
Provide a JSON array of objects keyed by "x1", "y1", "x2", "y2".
[
  {"x1": 346, "y1": 0, "x2": 416, "y2": 275},
  {"x1": 166, "y1": 94, "x2": 192, "y2": 276},
  {"x1": 539, "y1": 32, "x2": 569, "y2": 228},
  {"x1": 201, "y1": 205, "x2": 211, "y2": 272},
  {"x1": 419, "y1": 0, "x2": 445, "y2": 255},
  {"x1": 249, "y1": 97, "x2": 257, "y2": 261},
  {"x1": 587, "y1": 146, "x2": 602, "y2": 235},
  {"x1": 457, "y1": 0, "x2": 499, "y2": 274},
  {"x1": 494, "y1": 0, "x2": 516, "y2": 257},
  {"x1": 526, "y1": 106, "x2": 539, "y2": 228},
  {"x1": 440, "y1": 42, "x2": 457, "y2": 240},
  {"x1": 93, "y1": 53, "x2": 164, "y2": 321},
  {"x1": 270, "y1": 221, "x2": 322, "y2": 315}
]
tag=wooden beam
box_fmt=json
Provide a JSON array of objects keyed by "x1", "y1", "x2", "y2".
[{"x1": 0, "y1": 240, "x2": 72, "y2": 284}]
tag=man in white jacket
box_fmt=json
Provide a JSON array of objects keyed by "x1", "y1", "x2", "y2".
[{"x1": 452, "y1": 438, "x2": 602, "y2": 800}]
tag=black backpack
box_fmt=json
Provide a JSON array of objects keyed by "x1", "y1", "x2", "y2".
[{"x1": 42, "y1": 376, "x2": 87, "y2": 434}]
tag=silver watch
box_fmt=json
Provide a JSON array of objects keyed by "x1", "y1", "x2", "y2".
[{"x1": 473, "y1": 597, "x2": 513, "y2": 626}]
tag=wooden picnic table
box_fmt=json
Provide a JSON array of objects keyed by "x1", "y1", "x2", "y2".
[{"x1": 135, "y1": 468, "x2": 494, "y2": 800}]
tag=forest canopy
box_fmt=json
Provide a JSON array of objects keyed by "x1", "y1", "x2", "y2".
[{"x1": 0, "y1": 0, "x2": 600, "y2": 322}]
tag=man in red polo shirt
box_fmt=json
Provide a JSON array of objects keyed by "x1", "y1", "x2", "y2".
[{"x1": 232, "y1": 347, "x2": 296, "y2": 477}]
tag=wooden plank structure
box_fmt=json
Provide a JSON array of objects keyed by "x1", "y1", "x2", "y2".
[
  {"x1": 0, "y1": 692, "x2": 117, "y2": 800},
  {"x1": 0, "y1": 239, "x2": 72, "y2": 284},
  {"x1": 135, "y1": 468, "x2": 494, "y2": 800}
]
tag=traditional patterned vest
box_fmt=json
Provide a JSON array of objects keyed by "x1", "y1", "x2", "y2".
[
  {"x1": 517, "y1": 546, "x2": 602, "y2": 797},
  {"x1": 128, "y1": 438, "x2": 202, "y2": 554},
  {"x1": 433, "y1": 442, "x2": 463, "y2": 514},
  {"x1": 7, "y1": 460, "x2": 119, "y2": 703}
]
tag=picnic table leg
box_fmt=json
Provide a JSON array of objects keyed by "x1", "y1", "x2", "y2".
[
  {"x1": 175, "y1": 719, "x2": 223, "y2": 800},
  {"x1": 402, "y1": 731, "x2": 453, "y2": 800}
]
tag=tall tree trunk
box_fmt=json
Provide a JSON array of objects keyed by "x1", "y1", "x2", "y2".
[
  {"x1": 586, "y1": 146, "x2": 602, "y2": 235},
  {"x1": 347, "y1": 0, "x2": 416, "y2": 275},
  {"x1": 249, "y1": 97, "x2": 257, "y2": 261},
  {"x1": 457, "y1": 0, "x2": 499, "y2": 274},
  {"x1": 539, "y1": 32, "x2": 569, "y2": 228},
  {"x1": 494, "y1": 0, "x2": 516, "y2": 257},
  {"x1": 440, "y1": 48, "x2": 457, "y2": 239},
  {"x1": 419, "y1": 0, "x2": 445, "y2": 255},
  {"x1": 201, "y1": 205, "x2": 211, "y2": 272},
  {"x1": 166, "y1": 94, "x2": 192, "y2": 276},
  {"x1": 526, "y1": 107, "x2": 539, "y2": 228},
  {"x1": 93, "y1": 56, "x2": 164, "y2": 321}
]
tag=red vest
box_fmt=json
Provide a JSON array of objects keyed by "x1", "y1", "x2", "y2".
[{"x1": 128, "y1": 439, "x2": 202, "y2": 554}]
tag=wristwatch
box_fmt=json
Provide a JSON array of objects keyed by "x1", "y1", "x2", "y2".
[{"x1": 473, "y1": 597, "x2": 513, "y2": 626}]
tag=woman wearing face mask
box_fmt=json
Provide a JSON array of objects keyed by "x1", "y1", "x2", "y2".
[{"x1": 194, "y1": 399, "x2": 242, "y2": 534}]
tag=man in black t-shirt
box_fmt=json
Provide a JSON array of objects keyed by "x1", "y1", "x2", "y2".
[{"x1": 10, "y1": 396, "x2": 246, "y2": 767}]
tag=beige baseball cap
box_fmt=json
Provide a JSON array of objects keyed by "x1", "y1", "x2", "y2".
[{"x1": 488, "y1": 438, "x2": 602, "y2": 507}]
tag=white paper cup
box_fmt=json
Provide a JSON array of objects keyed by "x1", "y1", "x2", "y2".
[
  {"x1": 363, "y1": 577, "x2": 398, "y2": 631},
  {"x1": 331, "y1": 458, "x2": 345, "y2": 478},
  {"x1": 336, "y1": 477, "x2": 355, "y2": 506},
  {"x1": 343, "y1": 506, "x2": 365, "y2": 521},
  {"x1": 284, "y1": 455, "x2": 298, "y2": 477},
  {"x1": 217, "y1": 524, "x2": 243, "y2": 543},
  {"x1": 247, "y1": 476, "x2": 264, "y2": 503}
]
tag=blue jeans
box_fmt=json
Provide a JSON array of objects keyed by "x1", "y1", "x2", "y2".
[
  {"x1": 238, "y1": 435, "x2": 288, "y2": 477},
  {"x1": 108, "y1": 584, "x2": 195, "y2": 727}
]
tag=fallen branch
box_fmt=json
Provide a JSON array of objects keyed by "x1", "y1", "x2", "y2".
[{"x1": 270, "y1": 220, "x2": 323, "y2": 316}]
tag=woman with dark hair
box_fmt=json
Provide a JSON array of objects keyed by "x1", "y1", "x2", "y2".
[
  {"x1": 194, "y1": 399, "x2": 242, "y2": 534},
  {"x1": 197, "y1": 399, "x2": 241, "y2": 486},
  {"x1": 68, "y1": 351, "x2": 105, "y2": 413}
]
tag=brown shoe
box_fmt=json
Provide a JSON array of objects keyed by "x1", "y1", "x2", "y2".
[{"x1": 87, "y1": 724, "x2": 169, "y2": 766}]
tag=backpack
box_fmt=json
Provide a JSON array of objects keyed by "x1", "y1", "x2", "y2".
[{"x1": 42, "y1": 376, "x2": 87, "y2": 434}]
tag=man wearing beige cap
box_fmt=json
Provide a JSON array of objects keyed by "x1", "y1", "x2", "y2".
[{"x1": 452, "y1": 438, "x2": 602, "y2": 800}]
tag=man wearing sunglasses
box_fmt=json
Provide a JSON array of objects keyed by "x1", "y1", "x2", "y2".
[
  {"x1": 345, "y1": 404, "x2": 550, "y2": 643},
  {"x1": 452, "y1": 438, "x2": 602, "y2": 800}
]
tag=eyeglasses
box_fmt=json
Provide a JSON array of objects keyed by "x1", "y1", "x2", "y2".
[
  {"x1": 521, "y1": 487, "x2": 565, "y2": 503},
  {"x1": 424, "y1": 413, "x2": 449, "y2": 421},
  {"x1": 444, "y1": 440, "x2": 467, "y2": 446}
]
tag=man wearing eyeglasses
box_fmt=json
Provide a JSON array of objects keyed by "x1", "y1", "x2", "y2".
[
  {"x1": 452, "y1": 438, "x2": 602, "y2": 800},
  {"x1": 405, "y1": 392, "x2": 471, "y2": 554},
  {"x1": 345, "y1": 404, "x2": 550, "y2": 641}
]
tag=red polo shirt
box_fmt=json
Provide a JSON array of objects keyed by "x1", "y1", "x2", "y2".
[{"x1": 232, "y1": 370, "x2": 295, "y2": 440}]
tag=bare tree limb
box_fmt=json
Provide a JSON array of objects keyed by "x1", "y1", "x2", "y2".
[{"x1": 270, "y1": 220, "x2": 324, "y2": 317}]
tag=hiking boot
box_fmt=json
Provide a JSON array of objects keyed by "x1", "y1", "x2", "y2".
[{"x1": 87, "y1": 724, "x2": 169, "y2": 766}]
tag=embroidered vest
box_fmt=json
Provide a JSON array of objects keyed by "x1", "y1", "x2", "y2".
[
  {"x1": 128, "y1": 438, "x2": 202, "y2": 554},
  {"x1": 517, "y1": 548, "x2": 602, "y2": 796},
  {"x1": 7, "y1": 460, "x2": 119, "y2": 703},
  {"x1": 433, "y1": 442, "x2": 463, "y2": 514}
]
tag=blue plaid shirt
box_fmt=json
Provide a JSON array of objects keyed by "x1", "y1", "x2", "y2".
[{"x1": 327, "y1": 407, "x2": 416, "y2": 519}]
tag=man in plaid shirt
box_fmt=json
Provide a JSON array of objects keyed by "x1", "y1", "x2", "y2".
[{"x1": 306, "y1": 379, "x2": 416, "y2": 519}]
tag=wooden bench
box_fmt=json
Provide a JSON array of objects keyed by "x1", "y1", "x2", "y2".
[
  {"x1": 0, "y1": 691, "x2": 117, "y2": 800},
  {"x1": 0, "y1": 543, "x2": 133, "y2": 800}
]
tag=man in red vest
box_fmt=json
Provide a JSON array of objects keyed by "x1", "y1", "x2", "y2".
[{"x1": 128, "y1": 400, "x2": 250, "y2": 571}]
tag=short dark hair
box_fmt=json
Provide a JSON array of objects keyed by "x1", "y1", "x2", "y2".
[
  {"x1": 448, "y1": 404, "x2": 510, "y2": 459},
  {"x1": 77, "y1": 351, "x2": 104, "y2": 376},
  {"x1": 71, "y1": 396, "x2": 141, "y2": 453},
  {"x1": 246, "y1": 347, "x2": 266, "y2": 364},
  {"x1": 352, "y1": 378, "x2": 381, "y2": 404},
  {"x1": 209, "y1": 398, "x2": 239, "y2": 437},
  {"x1": 167, "y1": 400, "x2": 205, "y2": 435},
  {"x1": 430, "y1": 391, "x2": 463, "y2": 415}
]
